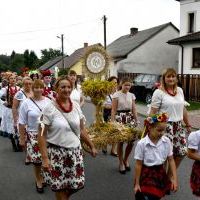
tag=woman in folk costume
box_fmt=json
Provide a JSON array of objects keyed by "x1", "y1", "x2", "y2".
[
  {"x1": 40, "y1": 69, "x2": 56, "y2": 99},
  {"x1": 38, "y1": 75, "x2": 97, "y2": 200},
  {"x1": 12, "y1": 76, "x2": 33, "y2": 153},
  {"x1": 0, "y1": 73, "x2": 20, "y2": 151},
  {"x1": 12, "y1": 76, "x2": 33, "y2": 128},
  {"x1": 149, "y1": 68, "x2": 191, "y2": 179},
  {"x1": 19, "y1": 80, "x2": 51, "y2": 193},
  {"x1": 111, "y1": 77, "x2": 139, "y2": 174},
  {"x1": 134, "y1": 113, "x2": 178, "y2": 200}
]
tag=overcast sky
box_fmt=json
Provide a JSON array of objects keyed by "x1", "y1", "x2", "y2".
[{"x1": 0, "y1": 0, "x2": 180, "y2": 57}]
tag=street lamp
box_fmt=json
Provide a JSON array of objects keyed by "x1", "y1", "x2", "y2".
[{"x1": 57, "y1": 34, "x2": 64, "y2": 69}]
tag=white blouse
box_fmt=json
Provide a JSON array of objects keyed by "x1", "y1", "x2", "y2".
[
  {"x1": 188, "y1": 130, "x2": 200, "y2": 153},
  {"x1": 103, "y1": 94, "x2": 113, "y2": 107},
  {"x1": 112, "y1": 91, "x2": 136, "y2": 111},
  {"x1": 134, "y1": 135, "x2": 173, "y2": 166},
  {"x1": 70, "y1": 84, "x2": 83, "y2": 105},
  {"x1": 42, "y1": 100, "x2": 84, "y2": 148},
  {"x1": 151, "y1": 87, "x2": 185, "y2": 122},
  {"x1": 14, "y1": 89, "x2": 28, "y2": 110},
  {"x1": 19, "y1": 97, "x2": 50, "y2": 132}
]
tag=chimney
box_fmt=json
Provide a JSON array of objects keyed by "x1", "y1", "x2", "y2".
[
  {"x1": 130, "y1": 27, "x2": 138, "y2": 35},
  {"x1": 84, "y1": 43, "x2": 88, "y2": 48}
]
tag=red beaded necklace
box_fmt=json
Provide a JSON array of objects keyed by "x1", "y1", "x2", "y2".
[
  {"x1": 166, "y1": 88, "x2": 177, "y2": 96},
  {"x1": 56, "y1": 97, "x2": 73, "y2": 113}
]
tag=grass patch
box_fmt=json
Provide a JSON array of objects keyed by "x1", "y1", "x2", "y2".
[
  {"x1": 136, "y1": 100, "x2": 146, "y2": 105},
  {"x1": 187, "y1": 101, "x2": 200, "y2": 111}
]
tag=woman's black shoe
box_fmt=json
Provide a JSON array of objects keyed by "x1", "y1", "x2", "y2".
[
  {"x1": 102, "y1": 149, "x2": 107, "y2": 154},
  {"x1": 125, "y1": 166, "x2": 131, "y2": 171},
  {"x1": 119, "y1": 165, "x2": 126, "y2": 174},
  {"x1": 42, "y1": 182, "x2": 47, "y2": 187},
  {"x1": 124, "y1": 161, "x2": 131, "y2": 171},
  {"x1": 110, "y1": 152, "x2": 118, "y2": 157},
  {"x1": 119, "y1": 169, "x2": 126, "y2": 174},
  {"x1": 35, "y1": 183, "x2": 44, "y2": 193}
]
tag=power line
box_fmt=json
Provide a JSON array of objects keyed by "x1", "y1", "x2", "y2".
[{"x1": 0, "y1": 18, "x2": 99, "y2": 36}]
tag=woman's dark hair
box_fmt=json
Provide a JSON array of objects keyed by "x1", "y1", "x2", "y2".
[
  {"x1": 30, "y1": 73, "x2": 39, "y2": 80},
  {"x1": 120, "y1": 77, "x2": 132, "y2": 85},
  {"x1": 68, "y1": 70, "x2": 77, "y2": 89},
  {"x1": 107, "y1": 76, "x2": 118, "y2": 83}
]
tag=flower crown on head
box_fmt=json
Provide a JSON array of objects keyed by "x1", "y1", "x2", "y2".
[{"x1": 144, "y1": 113, "x2": 169, "y2": 126}]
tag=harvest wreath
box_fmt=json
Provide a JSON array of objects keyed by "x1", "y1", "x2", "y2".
[{"x1": 81, "y1": 79, "x2": 142, "y2": 150}]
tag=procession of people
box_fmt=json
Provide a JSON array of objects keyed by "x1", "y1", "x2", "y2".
[{"x1": 0, "y1": 67, "x2": 200, "y2": 200}]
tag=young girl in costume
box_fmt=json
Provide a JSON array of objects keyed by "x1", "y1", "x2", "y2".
[
  {"x1": 134, "y1": 113, "x2": 178, "y2": 200},
  {"x1": 187, "y1": 130, "x2": 200, "y2": 197}
]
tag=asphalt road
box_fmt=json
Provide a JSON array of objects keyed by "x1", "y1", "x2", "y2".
[{"x1": 0, "y1": 102, "x2": 196, "y2": 200}]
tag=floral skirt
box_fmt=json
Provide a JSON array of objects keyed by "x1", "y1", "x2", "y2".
[
  {"x1": 139, "y1": 165, "x2": 171, "y2": 198},
  {"x1": 116, "y1": 110, "x2": 136, "y2": 128},
  {"x1": 165, "y1": 121, "x2": 187, "y2": 157},
  {"x1": 190, "y1": 161, "x2": 200, "y2": 196},
  {"x1": 42, "y1": 143, "x2": 85, "y2": 192},
  {"x1": 26, "y1": 131, "x2": 42, "y2": 165}
]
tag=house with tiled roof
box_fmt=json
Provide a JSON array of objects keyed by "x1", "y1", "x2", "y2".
[
  {"x1": 39, "y1": 55, "x2": 68, "y2": 71},
  {"x1": 168, "y1": 0, "x2": 200, "y2": 74},
  {"x1": 107, "y1": 22, "x2": 179, "y2": 76}
]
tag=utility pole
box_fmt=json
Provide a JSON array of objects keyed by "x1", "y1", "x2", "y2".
[
  {"x1": 103, "y1": 15, "x2": 107, "y2": 49},
  {"x1": 57, "y1": 34, "x2": 64, "y2": 69}
]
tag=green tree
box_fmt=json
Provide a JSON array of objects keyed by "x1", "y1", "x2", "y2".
[
  {"x1": 29, "y1": 50, "x2": 38, "y2": 69},
  {"x1": 0, "y1": 54, "x2": 11, "y2": 72},
  {"x1": 23, "y1": 49, "x2": 30, "y2": 67},
  {"x1": 23, "y1": 49, "x2": 38, "y2": 69},
  {"x1": 39, "y1": 48, "x2": 62, "y2": 66},
  {"x1": 58, "y1": 68, "x2": 69, "y2": 76},
  {"x1": 11, "y1": 51, "x2": 16, "y2": 60},
  {"x1": 10, "y1": 53, "x2": 24, "y2": 73}
]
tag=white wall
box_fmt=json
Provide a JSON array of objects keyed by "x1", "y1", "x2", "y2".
[
  {"x1": 180, "y1": 0, "x2": 200, "y2": 35},
  {"x1": 178, "y1": 42, "x2": 200, "y2": 74},
  {"x1": 110, "y1": 25, "x2": 179, "y2": 76}
]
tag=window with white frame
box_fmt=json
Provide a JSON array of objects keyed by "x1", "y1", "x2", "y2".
[
  {"x1": 192, "y1": 48, "x2": 200, "y2": 68},
  {"x1": 188, "y1": 12, "x2": 195, "y2": 33}
]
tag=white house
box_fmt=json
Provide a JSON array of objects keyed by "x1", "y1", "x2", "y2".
[
  {"x1": 107, "y1": 22, "x2": 179, "y2": 77},
  {"x1": 168, "y1": 0, "x2": 200, "y2": 74}
]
